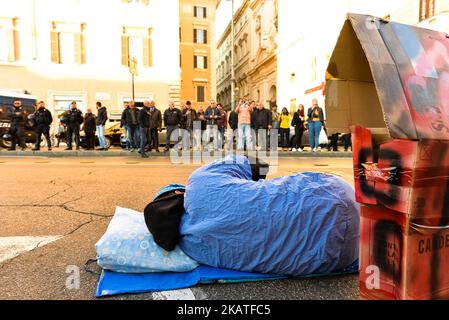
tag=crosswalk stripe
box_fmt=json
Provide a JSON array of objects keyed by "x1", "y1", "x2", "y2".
[
  {"x1": 152, "y1": 288, "x2": 197, "y2": 300},
  {"x1": 0, "y1": 236, "x2": 63, "y2": 264}
]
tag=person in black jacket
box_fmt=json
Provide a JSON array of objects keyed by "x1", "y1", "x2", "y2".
[
  {"x1": 121, "y1": 101, "x2": 140, "y2": 151},
  {"x1": 148, "y1": 100, "x2": 162, "y2": 152},
  {"x1": 83, "y1": 109, "x2": 96, "y2": 150},
  {"x1": 95, "y1": 101, "x2": 108, "y2": 151},
  {"x1": 204, "y1": 100, "x2": 222, "y2": 151},
  {"x1": 183, "y1": 101, "x2": 197, "y2": 150},
  {"x1": 227, "y1": 109, "x2": 238, "y2": 151},
  {"x1": 31, "y1": 101, "x2": 53, "y2": 151},
  {"x1": 307, "y1": 98, "x2": 325, "y2": 152},
  {"x1": 7, "y1": 99, "x2": 27, "y2": 151},
  {"x1": 291, "y1": 104, "x2": 306, "y2": 152},
  {"x1": 252, "y1": 103, "x2": 272, "y2": 151},
  {"x1": 163, "y1": 101, "x2": 181, "y2": 151},
  {"x1": 63, "y1": 101, "x2": 84, "y2": 150},
  {"x1": 138, "y1": 100, "x2": 152, "y2": 158}
]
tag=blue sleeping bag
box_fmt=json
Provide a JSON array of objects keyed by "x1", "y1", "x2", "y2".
[{"x1": 179, "y1": 156, "x2": 359, "y2": 276}]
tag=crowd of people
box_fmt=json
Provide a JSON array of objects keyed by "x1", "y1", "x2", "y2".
[{"x1": 4, "y1": 97, "x2": 351, "y2": 156}]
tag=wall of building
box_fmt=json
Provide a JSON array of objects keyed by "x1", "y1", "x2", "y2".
[
  {"x1": 0, "y1": 0, "x2": 180, "y2": 122},
  {"x1": 180, "y1": 0, "x2": 216, "y2": 109},
  {"x1": 247, "y1": 0, "x2": 277, "y2": 108},
  {"x1": 277, "y1": 0, "x2": 448, "y2": 117}
]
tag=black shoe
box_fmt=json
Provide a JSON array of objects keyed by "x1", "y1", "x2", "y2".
[
  {"x1": 48, "y1": 148, "x2": 52, "y2": 151},
  {"x1": 141, "y1": 153, "x2": 149, "y2": 158},
  {"x1": 155, "y1": 148, "x2": 160, "y2": 153},
  {"x1": 21, "y1": 147, "x2": 27, "y2": 151},
  {"x1": 7, "y1": 148, "x2": 16, "y2": 151},
  {"x1": 65, "y1": 147, "x2": 72, "y2": 151}
]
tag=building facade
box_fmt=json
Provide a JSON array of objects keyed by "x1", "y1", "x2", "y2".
[
  {"x1": 277, "y1": 0, "x2": 449, "y2": 116},
  {"x1": 0, "y1": 0, "x2": 180, "y2": 123},
  {"x1": 216, "y1": 25, "x2": 232, "y2": 110},
  {"x1": 216, "y1": 0, "x2": 251, "y2": 111},
  {"x1": 247, "y1": 0, "x2": 277, "y2": 109},
  {"x1": 179, "y1": 0, "x2": 217, "y2": 109}
]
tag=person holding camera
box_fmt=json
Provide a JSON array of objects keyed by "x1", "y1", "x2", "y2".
[{"x1": 235, "y1": 99, "x2": 254, "y2": 151}]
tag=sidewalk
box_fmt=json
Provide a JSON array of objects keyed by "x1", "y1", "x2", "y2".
[{"x1": 0, "y1": 147, "x2": 353, "y2": 158}]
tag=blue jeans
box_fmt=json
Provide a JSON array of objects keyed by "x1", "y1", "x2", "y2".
[
  {"x1": 125, "y1": 125, "x2": 139, "y2": 149},
  {"x1": 96, "y1": 125, "x2": 106, "y2": 148},
  {"x1": 308, "y1": 121, "x2": 322, "y2": 150},
  {"x1": 237, "y1": 124, "x2": 252, "y2": 151},
  {"x1": 124, "y1": 125, "x2": 131, "y2": 149},
  {"x1": 140, "y1": 127, "x2": 150, "y2": 154}
]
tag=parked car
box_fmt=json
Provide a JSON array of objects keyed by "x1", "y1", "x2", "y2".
[
  {"x1": 120, "y1": 127, "x2": 176, "y2": 149},
  {"x1": 79, "y1": 122, "x2": 123, "y2": 149}
]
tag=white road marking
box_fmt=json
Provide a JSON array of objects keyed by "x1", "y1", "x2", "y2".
[
  {"x1": 152, "y1": 288, "x2": 197, "y2": 300},
  {"x1": 0, "y1": 236, "x2": 63, "y2": 264}
]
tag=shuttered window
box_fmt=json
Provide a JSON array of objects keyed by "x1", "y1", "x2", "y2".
[
  {"x1": 197, "y1": 86, "x2": 205, "y2": 102},
  {"x1": 0, "y1": 27, "x2": 9, "y2": 62},
  {"x1": 121, "y1": 35, "x2": 129, "y2": 66},
  {"x1": 194, "y1": 29, "x2": 207, "y2": 44},
  {"x1": 420, "y1": 0, "x2": 436, "y2": 21},
  {"x1": 50, "y1": 31, "x2": 60, "y2": 64},
  {"x1": 142, "y1": 36, "x2": 152, "y2": 67},
  {"x1": 194, "y1": 55, "x2": 207, "y2": 69},
  {"x1": 0, "y1": 25, "x2": 19, "y2": 63},
  {"x1": 121, "y1": 28, "x2": 153, "y2": 68},
  {"x1": 194, "y1": 6, "x2": 207, "y2": 18},
  {"x1": 50, "y1": 24, "x2": 86, "y2": 65}
]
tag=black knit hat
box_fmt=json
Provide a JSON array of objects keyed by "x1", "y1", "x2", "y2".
[{"x1": 143, "y1": 190, "x2": 185, "y2": 252}]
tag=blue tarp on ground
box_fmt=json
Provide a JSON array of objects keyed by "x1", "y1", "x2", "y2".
[
  {"x1": 95, "y1": 260, "x2": 359, "y2": 297},
  {"x1": 179, "y1": 156, "x2": 360, "y2": 276}
]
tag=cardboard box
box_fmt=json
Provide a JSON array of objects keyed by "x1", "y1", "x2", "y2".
[
  {"x1": 359, "y1": 205, "x2": 449, "y2": 300},
  {"x1": 325, "y1": 14, "x2": 449, "y2": 300}
]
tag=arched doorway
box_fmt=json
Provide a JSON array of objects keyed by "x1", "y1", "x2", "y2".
[{"x1": 269, "y1": 85, "x2": 277, "y2": 108}]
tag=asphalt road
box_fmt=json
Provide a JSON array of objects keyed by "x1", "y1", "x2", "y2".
[{"x1": 0, "y1": 156, "x2": 359, "y2": 300}]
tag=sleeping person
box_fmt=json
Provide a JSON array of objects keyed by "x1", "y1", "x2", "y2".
[{"x1": 144, "y1": 155, "x2": 359, "y2": 277}]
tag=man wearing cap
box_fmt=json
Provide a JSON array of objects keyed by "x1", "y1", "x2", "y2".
[
  {"x1": 63, "y1": 101, "x2": 84, "y2": 150},
  {"x1": 32, "y1": 101, "x2": 53, "y2": 151},
  {"x1": 7, "y1": 99, "x2": 27, "y2": 151}
]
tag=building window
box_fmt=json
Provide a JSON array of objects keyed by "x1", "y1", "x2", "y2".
[
  {"x1": 121, "y1": 27, "x2": 153, "y2": 68},
  {"x1": 419, "y1": 0, "x2": 435, "y2": 21},
  {"x1": 194, "y1": 29, "x2": 207, "y2": 44},
  {"x1": 51, "y1": 22, "x2": 86, "y2": 65},
  {"x1": 194, "y1": 6, "x2": 207, "y2": 18},
  {"x1": 0, "y1": 19, "x2": 20, "y2": 63},
  {"x1": 197, "y1": 86, "x2": 205, "y2": 102},
  {"x1": 0, "y1": 27, "x2": 9, "y2": 62},
  {"x1": 194, "y1": 55, "x2": 207, "y2": 69},
  {"x1": 59, "y1": 32, "x2": 76, "y2": 64}
]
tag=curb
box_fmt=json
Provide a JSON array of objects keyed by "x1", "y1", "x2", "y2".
[{"x1": 0, "y1": 150, "x2": 353, "y2": 158}]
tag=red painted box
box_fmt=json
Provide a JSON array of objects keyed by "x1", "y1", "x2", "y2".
[{"x1": 325, "y1": 14, "x2": 449, "y2": 300}]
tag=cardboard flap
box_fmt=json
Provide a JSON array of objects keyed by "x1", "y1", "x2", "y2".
[{"x1": 327, "y1": 13, "x2": 449, "y2": 141}]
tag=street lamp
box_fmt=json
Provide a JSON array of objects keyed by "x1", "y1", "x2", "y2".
[{"x1": 226, "y1": 0, "x2": 236, "y2": 111}]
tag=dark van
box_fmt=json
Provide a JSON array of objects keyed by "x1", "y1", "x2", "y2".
[{"x1": 0, "y1": 91, "x2": 37, "y2": 148}]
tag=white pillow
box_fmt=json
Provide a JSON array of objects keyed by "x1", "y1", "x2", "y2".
[{"x1": 96, "y1": 207, "x2": 199, "y2": 273}]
